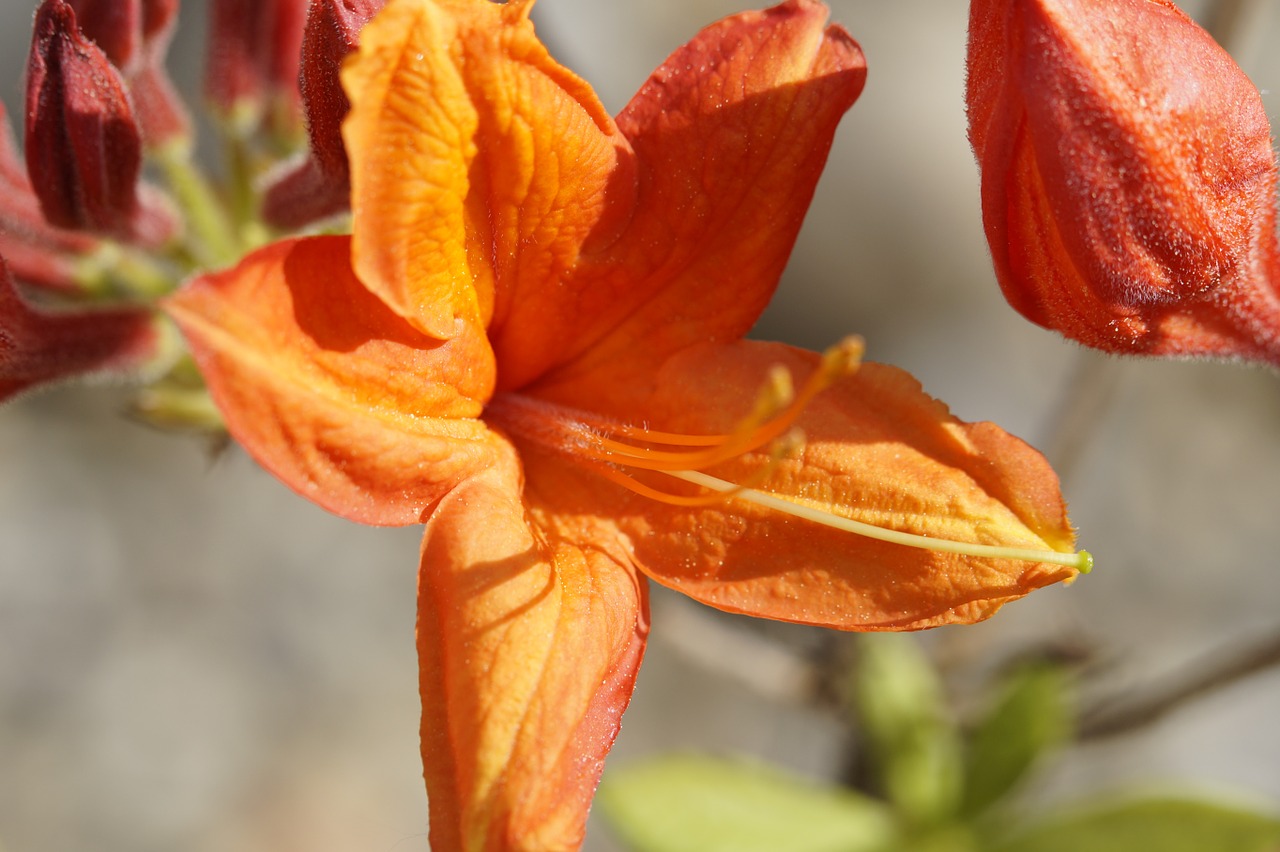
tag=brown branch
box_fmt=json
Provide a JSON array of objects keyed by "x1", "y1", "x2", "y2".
[{"x1": 1077, "y1": 626, "x2": 1280, "y2": 740}]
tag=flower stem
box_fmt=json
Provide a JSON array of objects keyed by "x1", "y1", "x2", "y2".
[
  {"x1": 154, "y1": 142, "x2": 240, "y2": 269},
  {"x1": 75, "y1": 243, "x2": 174, "y2": 299}
]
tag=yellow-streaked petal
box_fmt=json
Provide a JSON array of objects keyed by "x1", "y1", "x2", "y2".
[
  {"x1": 165, "y1": 236, "x2": 500, "y2": 525},
  {"x1": 522, "y1": 340, "x2": 1080, "y2": 630},
  {"x1": 418, "y1": 447, "x2": 648, "y2": 850},
  {"x1": 342, "y1": 0, "x2": 634, "y2": 342}
]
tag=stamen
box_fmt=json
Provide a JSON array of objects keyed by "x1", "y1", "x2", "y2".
[
  {"x1": 582, "y1": 429, "x2": 806, "y2": 508},
  {"x1": 488, "y1": 336, "x2": 1091, "y2": 572},
  {"x1": 587, "y1": 336, "x2": 864, "y2": 472}
]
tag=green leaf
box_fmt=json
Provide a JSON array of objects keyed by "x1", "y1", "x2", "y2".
[
  {"x1": 991, "y1": 797, "x2": 1280, "y2": 852},
  {"x1": 961, "y1": 663, "x2": 1071, "y2": 816},
  {"x1": 855, "y1": 634, "x2": 963, "y2": 826},
  {"x1": 597, "y1": 753, "x2": 896, "y2": 852}
]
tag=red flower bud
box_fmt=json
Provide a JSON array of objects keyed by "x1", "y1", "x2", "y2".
[
  {"x1": 205, "y1": 0, "x2": 308, "y2": 134},
  {"x1": 0, "y1": 234, "x2": 87, "y2": 293},
  {"x1": 25, "y1": 0, "x2": 180, "y2": 242},
  {"x1": 66, "y1": 0, "x2": 140, "y2": 70},
  {"x1": 300, "y1": 0, "x2": 381, "y2": 177},
  {"x1": 141, "y1": 0, "x2": 180, "y2": 47},
  {"x1": 26, "y1": 0, "x2": 143, "y2": 234},
  {"x1": 0, "y1": 103, "x2": 99, "y2": 291},
  {"x1": 126, "y1": 54, "x2": 191, "y2": 146},
  {"x1": 65, "y1": 0, "x2": 189, "y2": 145},
  {"x1": 0, "y1": 257, "x2": 160, "y2": 402},
  {"x1": 134, "y1": 0, "x2": 189, "y2": 145},
  {"x1": 262, "y1": 0, "x2": 383, "y2": 228},
  {"x1": 967, "y1": 0, "x2": 1280, "y2": 365},
  {"x1": 0, "y1": 103, "x2": 29, "y2": 189}
]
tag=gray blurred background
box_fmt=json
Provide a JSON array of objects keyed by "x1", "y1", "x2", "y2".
[{"x1": 2, "y1": 0, "x2": 1280, "y2": 849}]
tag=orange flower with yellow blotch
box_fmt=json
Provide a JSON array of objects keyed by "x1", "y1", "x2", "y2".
[{"x1": 165, "y1": 0, "x2": 1090, "y2": 847}]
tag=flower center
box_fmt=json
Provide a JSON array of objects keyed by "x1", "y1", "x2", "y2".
[{"x1": 485, "y1": 338, "x2": 1092, "y2": 573}]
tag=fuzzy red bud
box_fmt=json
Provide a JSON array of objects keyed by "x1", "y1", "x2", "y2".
[
  {"x1": 205, "y1": 0, "x2": 308, "y2": 133},
  {"x1": 262, "y1": 0, "x2": 383, "y2": 228},
  {"x1": 0, "y1": 257, "x2": 160, "y2": 401},
  {"x1": 25, "y1": 0, "x2": 144, "y2": 235},
  {"x1": 967, "y1": 0, "x2": 1280, "y2": 366},
  {"x1": 65, "y1": 0, "x2": 140, "y2": 70}
]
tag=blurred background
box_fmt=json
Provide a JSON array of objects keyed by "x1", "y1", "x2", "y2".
[{"x1": 2, "y1": 0, "x2": 1279, "y2": 849}]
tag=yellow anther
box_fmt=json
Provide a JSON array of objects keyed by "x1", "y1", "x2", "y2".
[
  {"x1": 748, "y1": 365, "x2": 795, "y2": 423},
  {"x1": 768, "y1": 428, "x2": 806, "y2": 463},
  {"x1": 820, "y1": 335, "x2": 865, "y2": 380}
]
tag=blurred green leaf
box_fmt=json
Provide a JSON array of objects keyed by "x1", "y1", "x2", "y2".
[
  {"x1": 961, "y1": 663, "x2": 1072, "y2": 816},
  {"x1": 991, "y1": 797, "x2": 1280, "y2": 852},
  {"x1": 855, "y1": 634, "x2": 963, "y2": 826},
  {"x1": 597, "y1": 753, "x2": 896, "y2": 852}
]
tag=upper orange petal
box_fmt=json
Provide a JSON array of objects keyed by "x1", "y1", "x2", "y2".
[
  {"x1": 526, "y1": 0, "x2": 866, "y2": 400},
  {"x1": 164, "y1": 236, "x2": 501, "y2": 525},
  {"x1": 341, "y1": 0, "x2": 635, "y2": 342},
  {"x1": 519, "y1": 340, "x2": 1079, "y2": 630},
  {"x1": 417, "y1": 445, "x2": 648, "y2": 851}
]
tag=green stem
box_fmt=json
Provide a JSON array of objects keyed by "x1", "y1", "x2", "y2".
[
  {"x1": 224, "y1": 129, "x2": 259, "y2": 233},
  {"x1": 74, "y1": 243, "x2": 175, "y2": 299},
  {"x1": 154, "y1": 142, "x2": 240, "y2": 269}
]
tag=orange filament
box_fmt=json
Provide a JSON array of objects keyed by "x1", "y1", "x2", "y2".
[
  {"x1": 580, "y1": 429, "x2": 805, "y2": 508},
  {"x1": 486, "y1": 337, "x2": 865, "y2": 497}
]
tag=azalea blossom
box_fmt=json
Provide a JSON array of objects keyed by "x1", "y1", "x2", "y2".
[
  {"x1": 967, "y1": 0, "x2": 1280, "y2": 365},
  {"x1": 164, "y1": 0, "x2": 1089, "y2": 847}
]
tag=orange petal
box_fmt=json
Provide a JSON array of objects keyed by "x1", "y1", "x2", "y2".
[
  {"x1": 164, "y1": 236, "x2": 500, "y2": 525},
  {"x1": 341, "y1": 0, "x2": 634, "y2": 341},
  {"x1": 526, "y1": 0, "x2": 866, "y2": 398},
  {"x1": 417, "y1": 446, "x2": 648, "y2": 850},
  {"x1": 523, "y1": 340, "x2": 1079, "y2": 630}
]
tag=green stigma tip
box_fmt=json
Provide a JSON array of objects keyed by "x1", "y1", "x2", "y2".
[{"x1": 1077, "y1": 550, "x2": 1094, "y2": 575}]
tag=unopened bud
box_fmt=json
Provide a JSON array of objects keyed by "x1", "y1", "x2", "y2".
[
  {"x1": 65, "y1": 0, "x2": 178, "y2": 74},
  {"x1": 205, "y1": 0, "x2": 308, "y2": 136},
  {"x1": 0, "y1": 103, "x2": 100, "y2": 291},
  {"x1": 66, "y1": 0, "x2": 190, "y2": 145},
  {"x1": 0, "y1": 257, "x2": 161, "y2": 401},
  {"x1": 25, "y1": 0, "x2": 144, "y2": 235},
  {"x1": 300, "y1": 0, "x2": 381, "y2": 177},
  {"x1": 141, "y1": 0, "x2": 179, "y2": 47},
  {"x1": 0, "y1": 103, "x2": 29, "y2": 188},
  {"x1": 66, "y1": 0, "x2": 140, "y2": 70},
  {"x1": 262, "y1": 0, "x2": 383, "y2": 228},
  {"x1": 967, "y1": 0, "x2": 1280, "y2": 365}
]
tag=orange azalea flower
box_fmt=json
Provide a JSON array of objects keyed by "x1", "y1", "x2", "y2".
[{"x1": 166, "y1": 0, "x2": 1089, "y2": 847}]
